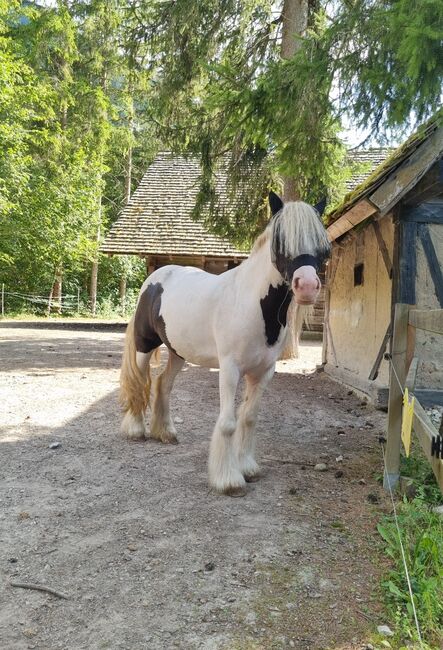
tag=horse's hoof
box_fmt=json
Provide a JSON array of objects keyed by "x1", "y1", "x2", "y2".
[
  {"x1": 163, "y1": 435, "x2": 178, "y2": 445},
  {"x1": 244, "y1": 473, "x2": 260, "y2": 483},
  {"x1": 223, "y1": 485, "x2": 247, "y2": 498}
]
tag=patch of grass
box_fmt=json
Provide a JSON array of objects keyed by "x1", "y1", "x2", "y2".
[{"x1": 377, "y1": 447, "x2": 443, "y2": 648}]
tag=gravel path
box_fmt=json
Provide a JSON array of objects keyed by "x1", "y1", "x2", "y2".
[{"x1": 0, "y1": 325, "x2": 388, "y2": 650}]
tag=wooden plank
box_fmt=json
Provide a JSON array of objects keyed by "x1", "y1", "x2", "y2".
[
  {"x1": 370, "y1": 126, "x2": 443, "y2": 215},
  {"x1": 403, "y1": 160, "x2": 443, "y2": 207},
  {"x1": 327, "y1": 199, "x2": 377, "y2": 242},
  {"x1": 409, "y1": 308, "x2": 443, "y2": 334},
  {"x1": 322, "y1": 247, "x2": 342, "y2": 365},
  {"x1": 415, "y1": 389, "x2": 443, "y2": 407},
  {"x1": 418, "y1": 223, "x2": 443, "y2": 307},
  {"x1": 371, "y1": 220, "x2": 392, "y2": 276},
  {"x1": 405, "y1": 357, "x2": 419, "y2": 391},
  {"x1": 368, "y1": 323, "x2": 391, "y2": 380},
  {"x1": 398, "y1": 221, "x2": 417, "y2": 304},
  {"x1": 413, "y1": 399, "x2": 443, "y2": 494},
  {"x1": 384, "y1": 303, "x2": 410, "y2": 490}
]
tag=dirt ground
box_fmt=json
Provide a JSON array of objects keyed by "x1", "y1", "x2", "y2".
[{"x1": 0, "y1": 324, "x2": 390, "y2": 650}]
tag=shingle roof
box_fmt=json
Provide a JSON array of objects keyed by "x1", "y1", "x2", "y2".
[
  {"x1": 101, "y1": 153, "x2": 247, "y2": 258},
  {"x1": 101, "y1": 149, "x2": 391, "y2": 257},
  {"x1": 328, "y1": 114, "x2": 442, "y2": 225},
  {"x1": 345, "y1": 148, "x2": 392, "y2": 191}
]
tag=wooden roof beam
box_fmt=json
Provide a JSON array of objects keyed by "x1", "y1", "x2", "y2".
[{"x1": 327, "y1": 199, "x2": 377, "y2": 242}]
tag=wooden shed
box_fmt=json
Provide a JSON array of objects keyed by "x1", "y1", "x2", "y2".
[
  {"x1": 101, "y1": 152, "x2": 247, "y2": 274},
  {"x1": 324, "y1": 117, "x2": 443, "y2": 407}
]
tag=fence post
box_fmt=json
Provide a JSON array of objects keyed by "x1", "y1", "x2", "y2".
[
  {"x1": 1, "y1": 283, "x2": 4, "y2": 317},
  {"x1": 77, "y1": 286, "x2": 80, "y2": 314},
  {"x1": 384, "y1": 303, "x2": 410, "y2": 490}
]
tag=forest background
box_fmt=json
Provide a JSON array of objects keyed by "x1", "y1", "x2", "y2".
[{"x1": 0, "y1": 0, "x2": 441, "y2": 316}]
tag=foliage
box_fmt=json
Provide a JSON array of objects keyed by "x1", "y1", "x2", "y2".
[
  {"x1": 132, "y1": 0, "x2": 443, "y2": 236},
  {"x1": 0, "y1": 0, "x2": 155, "y2": 306},
  {"x1": 377, "y1": 447, "x2": 443, "y2": 646},
  {"x1": 1, "y1": 0, "x2": 442, "y2": 311}
]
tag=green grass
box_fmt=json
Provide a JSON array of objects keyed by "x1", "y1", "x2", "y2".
[{"x1": 376, "y1": 445, "x2": 443, "y2": 648}]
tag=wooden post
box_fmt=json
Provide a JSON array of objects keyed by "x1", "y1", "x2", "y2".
[
  {"x1": 384, "y1": 303, "x2": 410, "y2": 490},
  {"x1": 77, "y1": 286, "x2": 80, "y2": 314},
  {"x1": 1, "y1": 283, "x2": 4, "y2": 317}
]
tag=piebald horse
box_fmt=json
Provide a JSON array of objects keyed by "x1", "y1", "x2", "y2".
[{"x1": 120, "y1": 192, "x2": 331, "y2": 495}]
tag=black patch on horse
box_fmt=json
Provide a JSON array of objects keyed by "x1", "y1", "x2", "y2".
[
  {"x1": 134, "y1": 282, "x2": 180, "y2": 356},
  {"x1": 260, "y1": 283, "x2": 292, "y2": 346}
]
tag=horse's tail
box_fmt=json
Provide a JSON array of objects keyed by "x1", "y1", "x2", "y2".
[{"x1": 119, "y1": 314, "x2": 151, "y2": 416}]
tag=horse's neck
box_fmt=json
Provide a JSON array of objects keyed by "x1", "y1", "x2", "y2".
[{"x1": 238, "y1": 238, "x2": 283, "y2": 295}]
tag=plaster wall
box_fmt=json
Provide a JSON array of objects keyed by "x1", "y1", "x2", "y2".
[
  {"x1": 326, "y1": 216, "x2": 394, "y2": 394},
  {"x1": 415, "y1": 223, "x2": 443, "y2": 389}
]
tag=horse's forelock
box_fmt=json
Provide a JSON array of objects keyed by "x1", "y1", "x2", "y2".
[{"x1": 271, "y1": 201, "x2": 330, "y2": 260}]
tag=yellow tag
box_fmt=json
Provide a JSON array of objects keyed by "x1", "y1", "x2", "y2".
[{"x1": 401, "y1": 388, "x2": 415, "y2": 457}]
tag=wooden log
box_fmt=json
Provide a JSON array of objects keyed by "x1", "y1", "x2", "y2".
[
  {"x1": 384, "y1": 303, "x2": 410, "y2": 490},
  {"x1": 371, "y1": 220, "x2": 392, "y2": 276},
  {"x1": 413, "y1": 399, "x2": 443, "y2": 493},
  {"x1": 368, "y1": 323, "x2": 391, "y2": 381},
  {"x1": 405, "y1": 357, "x2": 419, "y2": 391},
  {"x1": 418, "y1": 223, "x2": 443, "y2": 307},
  {"x1": 408, "y1": 308, "x2": 443, "y2": 334}
]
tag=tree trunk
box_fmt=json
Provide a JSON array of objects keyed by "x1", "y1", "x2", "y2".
[
  {"x1": 90, "y1": 222, "x2": 100, "y2": 316},
  {"x1": 50, "y1": 268, "x2": 63, "y2": 315},
  {"x1": 280, "y1": 0, "x2": 309, "y2": 201},
  {"x1": 119, "y1": 275, "x2": 127, "y2": 315},
  {"x1": 280, "y1": 0, "x2": 310, "y2": 357}
]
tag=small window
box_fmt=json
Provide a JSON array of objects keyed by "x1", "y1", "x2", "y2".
[{"x1": 354, "y1": 263, "x2": 364, "y2": 286}]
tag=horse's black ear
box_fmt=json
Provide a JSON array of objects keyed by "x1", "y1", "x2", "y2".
[
  {"x1": 269, "y1": 191, "x2": 283, "y2": 216},
  {"x1": 314, "y1": 197, "x2": 327, "y2": 216}
]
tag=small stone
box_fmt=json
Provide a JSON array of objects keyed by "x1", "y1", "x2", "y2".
[
  {"x1": 365, "y1": 644, "x2": 374, "y2": 650},
  {"x1": 127, "y1": 544, "x2": 137, "y2": 552},
  {"x1": 314, "y1": 463, "x2": 328, "y2": 472},
  {"x1": 174, "y1": 416, "x2": 184, "y2": 424},
  {"x1": 377, "y1": 624, "x2": 394, "y2": 637},
  {"x1": 8, "y1": 557, "x2": 18, "y2": 563},
  {"x1": 335, "y1": 470, "x2": 344, "y2": 479},
  {"x1": 204, "y1": 561, "x2": 215, "y2": 572},
  {"x1": 358, "y1": 478, "x2": 366, "y2": 485},
  {"x1": 335, "y1": 455, "x2": 343, "y2": 462},
  {"x1": 289, "y1": 642, "x2": 295, "y2": 648},
  {"x1": 18, "y1": 511, "x2": 30, "y2": 520},
  {"x1": 432, "y1": 505, "x2": 443, "y2": 516},
  {"x1": 23, "y1": 628, "x2": 38, "y2": 638},
  {"x1": 337, "y1": 430, "x2": 346, "y2": 436},
  {"x1": 49, "y1": 442, "x2": 61, "y2": 449}
]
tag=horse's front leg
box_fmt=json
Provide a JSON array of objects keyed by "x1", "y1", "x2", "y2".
[
  {"x1": 208, "y1": 360, "x2": 245, "y2": 496},
  {"x1": 235, "y1": 365, "x2": 275, "y2": 482}
]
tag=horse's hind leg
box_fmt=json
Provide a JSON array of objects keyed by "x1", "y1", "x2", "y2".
[
  {"x1": 150, "y1": 350, "x2": 184, "y2": 444},
  {"x1": 208, "y1": 360, "x2": 246, "y2": 496},
  {"x1": 235, "y1": 366, "x2": 275, "y2": 481}
]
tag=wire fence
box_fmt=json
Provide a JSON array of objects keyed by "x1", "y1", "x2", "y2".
[
  {"x1": 1, "y1": 285, "x2": 82, "y2": 315},
  {"x1": 0, "y1": 283, "x2": 138, "y2": 317}
]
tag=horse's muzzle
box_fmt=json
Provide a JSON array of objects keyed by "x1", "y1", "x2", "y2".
[{"x1": 291, "y1": 265, "x2": 321, "y2": 305}]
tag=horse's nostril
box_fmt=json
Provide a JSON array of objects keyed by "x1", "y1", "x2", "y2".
[
  {"x1": 316, "y1": 279, "x2": 320, "y2": 290},
  {"x1": 294, "y1": 277, "x2": 300, "y2": 289}
]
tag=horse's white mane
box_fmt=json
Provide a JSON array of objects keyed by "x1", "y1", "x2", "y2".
[
  {"x1": 271, "y1": 201, "x2": 331, "y2": 259},
  {"x1": 250, "y1": 201, "x2": 330, "y2": 258}
]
